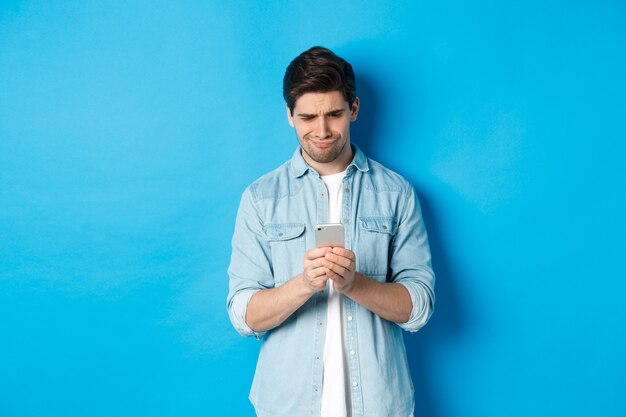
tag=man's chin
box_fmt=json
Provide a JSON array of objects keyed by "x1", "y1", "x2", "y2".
[
  {"x1": 303, "y1": 140, "x2": 346, "y2": 164},
  {"x1": 307, "y1": 148, "x2": 341, "y2": 164}
]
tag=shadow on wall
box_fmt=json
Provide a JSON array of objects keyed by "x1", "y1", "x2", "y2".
[
  {"x1": 352, "y1": 73, "x2": 466, "y2": 417},
  {"x1": 350, "y1": 72, "x2": 378, "y2": 156},
  {"x1": 405, "y1": 194, "x2": 465, "y2": 417}
]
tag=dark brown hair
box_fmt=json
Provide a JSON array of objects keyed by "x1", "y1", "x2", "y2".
[{"x1": 283, "y1": 46, "x2": 356, "y2": 114}]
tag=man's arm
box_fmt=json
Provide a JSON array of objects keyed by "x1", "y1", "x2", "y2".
[
  {"x1": 346, "y1": 274, "x2": 412, "y2": 323},
  {"x1": 246, "y1": 247, "x2": 332, "y2": 333},
  {"x1": 322, "y1": 248, "x2": 412, "y2": 324},
  {"x1": 245, "y1": 274, "x2": 312, "y2": 332},
  {"x1": 227, "y1": 188, "x2": 276, "y2": 338},
  {"x1": 323, "y1": 185, "x2": 435, "y2": 331}
]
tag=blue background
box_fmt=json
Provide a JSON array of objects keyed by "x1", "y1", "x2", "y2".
[{"x1": 1, "y1": 1, "x2": 625, "y2": 416}]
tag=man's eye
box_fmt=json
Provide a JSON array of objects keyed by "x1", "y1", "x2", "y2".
[
  {"x1": 301, "y1": 116, "x2": 314, "y2": 121},
  {"x1": 329, "y1": 113, "x2": 342, "y2": 118}
]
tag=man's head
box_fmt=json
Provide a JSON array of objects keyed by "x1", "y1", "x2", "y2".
[
  {"x1": 283, "y1": 47, "x2": 359, "y2": 174},
  {"x1": 283, "y1": 46, "x2": 357, "y2": 115}
]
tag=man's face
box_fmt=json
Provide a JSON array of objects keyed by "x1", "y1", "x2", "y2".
[{"x1": 287, "y1": 91, "x2": 359, "y2": 165}]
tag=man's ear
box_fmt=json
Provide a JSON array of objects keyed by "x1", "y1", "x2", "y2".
[
  {"x1": 286, "y1": 104, "x2": 294, "y2": 127},
  {"x1": 350, "y1": 97, "x2": 360, "y2": 122}
]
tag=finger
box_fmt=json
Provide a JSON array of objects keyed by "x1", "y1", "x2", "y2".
[
  {"x1": 306, "y1": 247, "x2": 332, "y2": 260},
  {"x1": 332, "y1": 247, "x2": 355, "y2": 261},
  {"x1": 308, "y1": 266, "x2": 327, "y2": 279},
  {"x1": 325, "y1": 252, "x2": 352, "y2": 268},
  {"x1": 324, "y1": 260, "x2": 348, "y2": 278},
  {"x1": 312, "y1": 276, "x2": 330, "y2": 288},
  {"x1": 306, "y1": 257, "x2": 330, "y2": 270},
  {"x1": 323, "y1": 267, "x2": 343, "y2": 281}
]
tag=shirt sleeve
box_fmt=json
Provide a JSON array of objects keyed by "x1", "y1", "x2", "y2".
[
  {"x1": 390, "y1": 185, "x2": 436, "y2": 332},
  {"x1": 226, "y1": 187, "x2": 274, "y2": 339}
]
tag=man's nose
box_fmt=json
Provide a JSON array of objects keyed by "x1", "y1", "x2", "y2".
[{"x1": 315, "y1": 117, "x2": 330, "y2": 138}]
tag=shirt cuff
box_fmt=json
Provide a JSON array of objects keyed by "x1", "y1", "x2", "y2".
[
  {"x1": 228, "y1": 288, "x2": 266, "y2": 340},
  {"x1": 396, "y1": 280, "x2": 435, "y2": 333}
]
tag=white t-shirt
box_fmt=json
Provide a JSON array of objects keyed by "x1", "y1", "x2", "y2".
[{"x1": 320, "y1": 170, "x2": 351, "y2": 417}]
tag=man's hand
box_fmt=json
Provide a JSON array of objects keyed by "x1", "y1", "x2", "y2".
[
  {"x1": 303, "y1": 247, "x2": 332, "y2": 293},
  {"x1": 323, "y1": 247, "x2": 357, "y2": 293}
]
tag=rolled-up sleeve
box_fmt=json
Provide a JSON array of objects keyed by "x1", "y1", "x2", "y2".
[
  {"x1": 391, "y1": 185, "x2": 436, "y2": 332},
  {"x1": 227, "y1": 187, "x2": 274, "y2": 339}
]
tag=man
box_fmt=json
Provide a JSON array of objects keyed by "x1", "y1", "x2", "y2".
[{"x1": 227, "y1": 46, "x2": 435, "y2": 417}]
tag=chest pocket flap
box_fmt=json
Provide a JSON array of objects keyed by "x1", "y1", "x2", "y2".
[
  {"x1": 357, "y1": 216, "x2": 396, "y2": 278},
  {"x1": 263, "y1": 223, "x2": 306, "y2": 284},
  {"x1": 263, "y1": 223, "x2": 306, "y2": 241},
  {"x1": 359, "y1": 216, "x2": 397, "y2": 235}
]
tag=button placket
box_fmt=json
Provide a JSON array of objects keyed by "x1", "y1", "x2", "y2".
[
  {"x1": 310, "y1": 278, "x2": 326, "y2": 414},
  {"x1": 342, "y1": 172, "x2": 363, "y2": 415},
  {"x1": 345, "y1": 298, "x2": 363, "y2": 416},
  {"x1": 316, "y1": 179, "x2": 328, "y2": 232}
]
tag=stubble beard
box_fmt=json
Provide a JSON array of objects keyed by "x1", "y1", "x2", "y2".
[{"x1": 301, "y1": 134, "x2": 347, "y2": 164}]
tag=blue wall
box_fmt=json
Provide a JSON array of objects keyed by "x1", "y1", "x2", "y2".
[{"x1": 1, "y1": 1, "x2": 625, "y2": 416}]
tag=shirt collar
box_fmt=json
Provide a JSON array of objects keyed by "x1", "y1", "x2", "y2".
[{"x1": 289, "y1": 144, "x2": 370, "y2": 178}]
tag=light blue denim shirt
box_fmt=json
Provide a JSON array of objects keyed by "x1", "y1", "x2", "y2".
[{"x1": 227, "y1": 145, "x2": 435, "y2": 417}]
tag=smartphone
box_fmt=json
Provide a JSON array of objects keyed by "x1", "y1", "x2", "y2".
[{"x1": 315, "y1": 223, "x2": 345, "y2": 248}]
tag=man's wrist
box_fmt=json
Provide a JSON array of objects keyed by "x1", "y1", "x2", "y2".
[
  {"x1": 295, "y1": 273, "x2": 321, "y2": 298},
  {"x1": 342, "y1": 272, "x2": 363, "y2": 297}
]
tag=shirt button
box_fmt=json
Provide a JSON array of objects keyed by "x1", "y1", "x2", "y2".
[
  {"x1": 352, "y1": 381, "x2": 358, "y2": 387},
  {"x1": 344, "y1": 188, "x2": 349, "y2": 193},
  {"x1": 350, "y1": 350, "x2": 356, "y2": 355},
  {"x1": 319, "y1": 321, "x2": 323, "y2": 326},
  {"x1": 347, "y1": 315, "x2": 353, "y2": 321}
]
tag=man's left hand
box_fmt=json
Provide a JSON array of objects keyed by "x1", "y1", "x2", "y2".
[{"x1": 323, "y1": 247, "x2": 357, "y2": 293}]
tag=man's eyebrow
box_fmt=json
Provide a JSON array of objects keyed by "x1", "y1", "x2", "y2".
[{"x1": 296, "y1": 108, "x2": 346, "y2": 117}]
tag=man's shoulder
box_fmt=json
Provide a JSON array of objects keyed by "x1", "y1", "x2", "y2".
[
  {"x1": 364, "y1": 157, "x2": 413, "y2": 195},
  {"x1": 244, "y1": 159, "x2": 298, "y2": 202}
]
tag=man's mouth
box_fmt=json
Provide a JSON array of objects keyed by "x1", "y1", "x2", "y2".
[{"x1": 309, "y1": 139, "x2": 335, "y2": 149}]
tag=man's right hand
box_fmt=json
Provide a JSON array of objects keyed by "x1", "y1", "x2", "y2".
[
  {"x1": 246, "y1": 247, "x2": 333, "y2": 333},
  {"x1": 303, "y1": 247, "x2": 332, "y2": 293}
]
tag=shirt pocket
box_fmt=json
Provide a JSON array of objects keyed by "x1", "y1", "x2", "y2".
[
  {"x1": 263, "y1": 223, "x2": 306, "y2": 285},
  {"x1": 357, "y1": 216, "x2": 397, "y2": 280}
]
